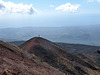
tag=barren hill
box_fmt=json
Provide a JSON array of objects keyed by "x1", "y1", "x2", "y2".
[
  {"x1": 0, "y1": 40, "x2": 63, "y2": 75},
  {"x1": 19, "y1": 37, "x2": 100, "y2": 75}
]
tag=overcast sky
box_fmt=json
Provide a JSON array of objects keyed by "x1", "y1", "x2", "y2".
[{"x1": 0, "y1": 0, "x2": 100, "y2": 28}]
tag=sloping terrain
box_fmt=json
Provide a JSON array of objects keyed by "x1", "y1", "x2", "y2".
[
  {"x1": 19, "y1": 37, "x2": 100, "y2": 75},
  {"x1": 56, "y1": 43, "x2": 100, "y2": 55},
  {"x1": 56, "y1": 43, "x2": 100, "y2": 65},
  {"x1": 0, "y1": 40, "x2": 63, "y2": 75},
  {"x1": 10, "y1": 40, "x2": 100, "y2": 65}
]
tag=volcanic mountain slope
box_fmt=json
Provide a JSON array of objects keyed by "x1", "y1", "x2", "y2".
[
  {"x1": 19, "y1": 37, "x2": 100, "y2": 75},
  {"x1": 0, "y1": 40, "x2": 64, "y2": 75},
  {"x1": 9, "y1": 40, "x2": 100, "y2": 65},
  {"x1": 56, "y1": 43, "x2": 100, "y2": 65}
]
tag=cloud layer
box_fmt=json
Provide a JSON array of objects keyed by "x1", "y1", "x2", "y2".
[
  {"x1": 56, "y1": 3, "x2": 80, "y2": 13},
  {"x1": 0, "y1": 0, "x2": 37, "y2": 15},
  {"x1": 50, "y1": 5, "x2": 55, "y2": 8}
]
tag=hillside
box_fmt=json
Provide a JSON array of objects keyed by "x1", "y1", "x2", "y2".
[
  {"x1": 56, "y1": 43, "x2": 100, "y2": 65},
  {"x1": 56, "y1": 43, "x2": 100, "y2": 55},
  {"x1": 0, "y1": 40, "x2": 63, "y2": 75},
  {"x1": 19, "y1": 37, "x2": 100, "y2": 75},
  {"x1": 9, "y1": 40, "x2": 100, "y2": 64},
  {"x1": 9, "y1": 40, "x2": 100, "y2": 65}
]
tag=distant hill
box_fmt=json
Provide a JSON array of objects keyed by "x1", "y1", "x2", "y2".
[
  {"x1": 56, "y1": 43, "x2": 100, "y2": 55},
  {"x1": 56, "y1": 43, "x2": 100, "y2": 65},
  {"x1": 8, "y1": 41, "x2": 25, "y2": 46},
  {"x1": 1, "y1": 25, "x2": 100, "y2": 46}
]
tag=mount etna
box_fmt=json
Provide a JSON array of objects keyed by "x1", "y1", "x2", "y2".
[{"x1": 0, "y1": 37, "x2": 100, "y2": 75}]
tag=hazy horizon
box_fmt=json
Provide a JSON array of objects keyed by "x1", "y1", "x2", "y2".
[{"x1": 0, "y1": 0, "x2": 100, "y2": 46}]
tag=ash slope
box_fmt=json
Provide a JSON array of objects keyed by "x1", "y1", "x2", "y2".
[
  {"x1": 19, "y1": 37, "x2": 100, "y2": 75},
  {"x1": 0, "y1": 40, "x2": 63, "y2": 75}
]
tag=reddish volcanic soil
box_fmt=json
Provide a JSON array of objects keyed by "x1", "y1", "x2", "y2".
[
  {"x1": 1, "y1": 36, "x2": 100, "y2": 75},
  {"x1": 0, "y1": 40, "x2": 63, "y2": 75},
  {"x1": 19, "y1": 37, "x2": 100, "y2": 75}
]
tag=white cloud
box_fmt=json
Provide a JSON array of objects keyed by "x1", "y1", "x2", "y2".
[
  {"x1": 50, "y1": 5, "x2": 55, "y2": 8},
  {"x1": 56, "y1": 3, "x2": 80, "y2": 13},
  {"x1": 0, "y1": 0, "x2": 38, "y2": 15}
]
